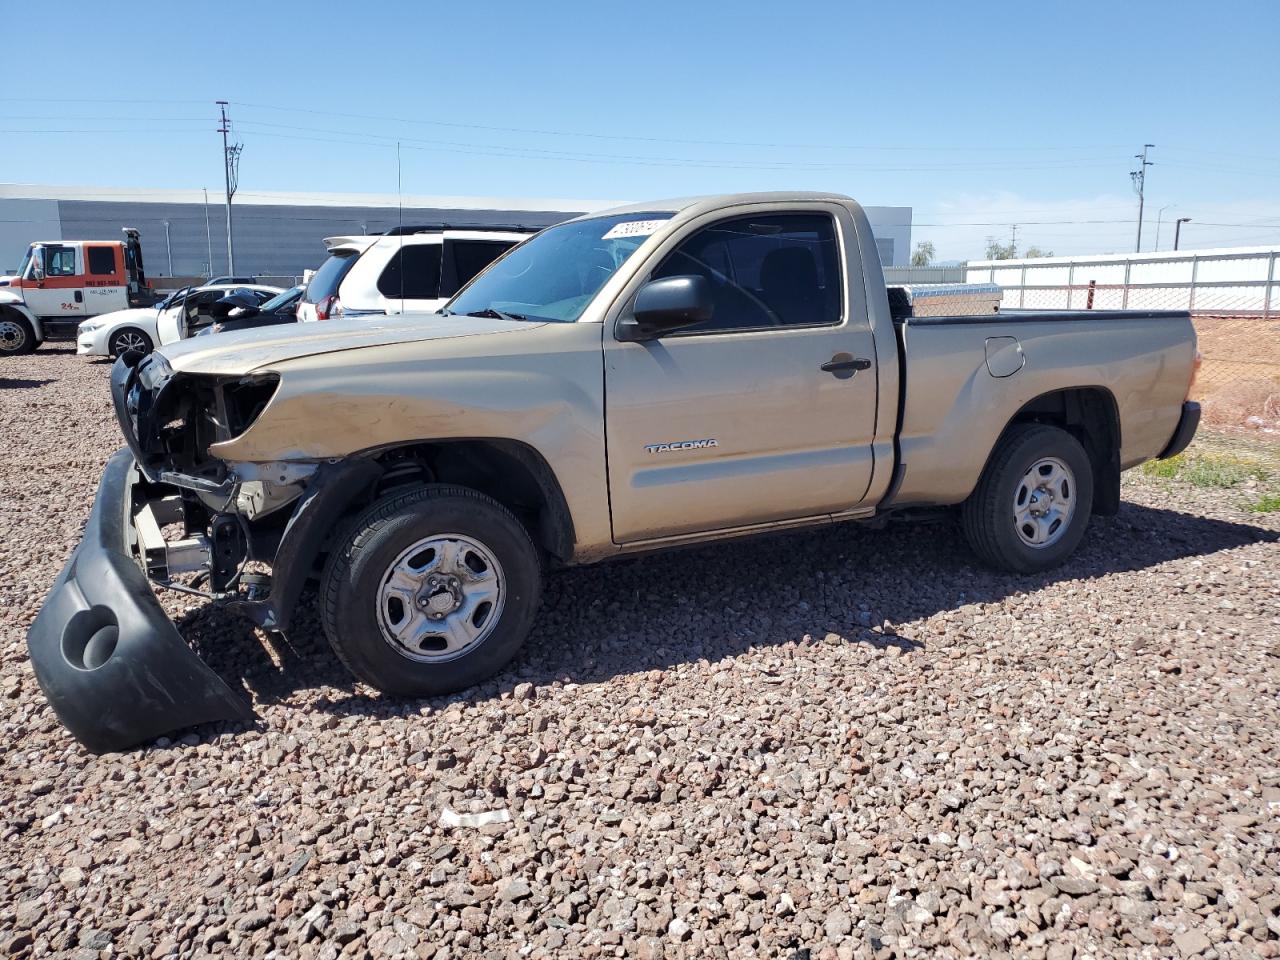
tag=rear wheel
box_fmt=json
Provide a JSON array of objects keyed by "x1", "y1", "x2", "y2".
[
  {"x1": 109, "y1": 327, "x2": 153, "y2": 358},
  {"x1": 961, "y1": 424, "x2": 1094, "y2": 573},
  {"x1": 320, "y1": 484, "x2": 542, "y2": 696},
  {"x1": 0, "y1": 313, "x2": 35, "y2": 355}
]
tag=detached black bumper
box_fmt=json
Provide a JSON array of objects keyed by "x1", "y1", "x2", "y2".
[
  {"x1": 1158, "y1": 401, "x2": 1201, "y2": 460},
  {"x1": 26, "y1": 449, "x2": 253, "y2": 753}
]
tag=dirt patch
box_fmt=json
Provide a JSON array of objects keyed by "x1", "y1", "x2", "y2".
[{"x1": 1192, "y1": 315, "x2": 1280, "y2": 435}]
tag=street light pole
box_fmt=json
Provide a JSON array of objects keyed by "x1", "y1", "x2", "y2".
[
  {"x1": 1174, "y1": 218, "x2": 1191, "y2": 251},
  {"x1": 1154, "y1": 204, "x2": 1174, "y2": 252},
  {"x1": 163, "y1": 220, "x2": 173, "y2": 276},
  {"x1": 203, "y1": 188, "x2": 213, "y2": 279},
  {"x1": 1130, "y1": 144, "x2": 1155, "y2": 252}
]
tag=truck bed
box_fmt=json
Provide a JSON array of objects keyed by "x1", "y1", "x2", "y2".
[{"x1": 888, "y1": 307, "x2": 1197, "y2": 508}]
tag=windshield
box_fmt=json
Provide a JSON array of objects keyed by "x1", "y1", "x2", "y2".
[
  {"x1": 155, "y1": 286, "x2": 191, "y2": 309},
  {"x1": 304, "y1": 251, "x2": 358, "y2": 303},
  {"x1": 447, "y1": 213, "x2": 673, "y2": 322},
  {"x1": 259, "y1": 286, "x2": 303, "y2": 312},
  {"x1": 17, "y1": 246, "x2": 34, "y2": 279}
]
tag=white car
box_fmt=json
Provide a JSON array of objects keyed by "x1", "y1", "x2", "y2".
[
  {"x1": 296, "y1": 229, "x2": 529, "y2": 323},
  {"x1": 75, "y1": 287, "x2": 187, "y2": 359},
  {"x1": 78, "y1": 284, "x2": 281, "y2": 357}
]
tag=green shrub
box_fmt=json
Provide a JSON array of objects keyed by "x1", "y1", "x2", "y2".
[{"x1": 1141, "y1": 452, "x2": 1269, "y2": 489}]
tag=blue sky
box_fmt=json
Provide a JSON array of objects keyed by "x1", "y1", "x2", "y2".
[{"x1": 4, "y1": 0, "x2": 1278, "y2": 260}]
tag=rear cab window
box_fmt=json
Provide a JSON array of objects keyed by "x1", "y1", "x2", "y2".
[
  {"x1": 303, "y1": 251, "x2": 360, "y2": 303},
  {"x1": 86, "y1": 246, "x2": 118, "y2": 276}
]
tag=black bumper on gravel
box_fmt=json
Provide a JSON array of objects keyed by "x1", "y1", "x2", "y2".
[{"x1": 25, "y1": 449, "x2": 253, "y2": 753}]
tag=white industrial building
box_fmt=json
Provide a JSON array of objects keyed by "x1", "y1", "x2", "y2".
[{"x1": 0, "y1": 183, "x2": 913, "y2": 277}]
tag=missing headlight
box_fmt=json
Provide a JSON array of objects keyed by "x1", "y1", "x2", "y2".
[{"x1": 222, "y1": 375, "x2": 280, "y2": 439}]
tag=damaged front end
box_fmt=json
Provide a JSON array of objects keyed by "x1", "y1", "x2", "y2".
[{"x1": 27, "y1": 353, "x2": 377, "y2": 752}]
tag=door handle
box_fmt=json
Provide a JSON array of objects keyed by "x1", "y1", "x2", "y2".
[
  {"x1": 74, "y1": 291, "x2": 83, "y2": 303},
  {"x1": 820, "y1": 354, "x2": 872, "y2": 376}
]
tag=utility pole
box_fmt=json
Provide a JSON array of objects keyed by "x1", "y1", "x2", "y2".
[
  {"x1": 1174, "y1": 217, "x2": 1191, "y2": 250},
  {"x1": 202, "y1": 188, "x2": 213, "y2": 280},
  {"x1": 216, "y1": 101, "x2": 242, "y2": 274},
  {"x1": 1130, "y1": 144, "x2": 1154, "y2": 253},
  {"x1": 1010, "y1": 224, "x2": 1019, "y2": 258},
  {"x1": 163, "y1": 220, "x2": 173, "y2": 276}
]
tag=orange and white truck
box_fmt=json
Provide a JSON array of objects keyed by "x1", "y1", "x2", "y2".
[{"x1": 0, "y1": 229, "x2": 155, "y2": 355}]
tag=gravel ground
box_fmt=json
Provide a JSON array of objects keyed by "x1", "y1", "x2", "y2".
[{"x1": 2, "y1": 346, "x2": 1279, "y2": 960}]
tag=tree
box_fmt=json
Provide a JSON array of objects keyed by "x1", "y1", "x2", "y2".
[
  {"x1": 911, "y1": 241, "x2": 936, "y2": 267},
  {"x1": 984, "y1": 238, "x2": 1018, "y2": 260},
  {"x1": 1023, "y1": 246, "x2": 1054, "y2": 258}
]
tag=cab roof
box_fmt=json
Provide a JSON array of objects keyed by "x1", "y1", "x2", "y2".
[{"x1": 576, "y1": 191, "x2": 860, "y2": 222}]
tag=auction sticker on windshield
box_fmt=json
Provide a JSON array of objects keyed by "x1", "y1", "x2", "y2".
[{"x1": 602, "y1": 220, "x2": 667, "y2": 240}]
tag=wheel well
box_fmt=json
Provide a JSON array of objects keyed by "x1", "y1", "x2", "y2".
[
  {"x1": 366, "y1": 439, "x2": 575, "y2": 562},
  {"x1": 0, "y1": 305, "x2": 32, "y2": 328},
  {"x1": 1004, "y1": 387, "x2": 1122, "y2": 515}
]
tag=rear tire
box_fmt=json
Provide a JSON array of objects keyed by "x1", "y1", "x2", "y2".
[
  {"x1": 961, "y1": 423, "x2": 1094, "y2": 574},
  {"x1": 0, "y1": 313, "x2": 36, "y2": 355},
  {"x1": 319, "y1": 484, "x2": 542, "y2": 696},
  {"x1": 109, "y1": 327, "x2": 153, "y2": 358}
]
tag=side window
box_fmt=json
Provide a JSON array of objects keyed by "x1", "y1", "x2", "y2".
[
  {"x1": 441, "y1": 240, "x2": 515, "y2": 297},
  {"x1": 87, "y1": 246, "x2": 117, "y2": 276},
  {"x1": 650, "y1": 213, "x2": 842, "y2": 333},
  {"x1": 46, "y1": 246, "x2": 78, "y2": 277},
  {"x1": 377, "y1": 245, "x2": 442, "y2": 300}
]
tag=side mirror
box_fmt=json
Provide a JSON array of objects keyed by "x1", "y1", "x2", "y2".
[
  {"x1": 30, "y1": 249, "x2": 45, "y2": 282},
  {"x1": 617, "y1": 275, "x2": 713, "y2": 342}
]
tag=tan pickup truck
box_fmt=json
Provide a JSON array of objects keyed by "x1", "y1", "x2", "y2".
[{"x1": 29, "y1": 192, "x2": 1200, "y2": 751}]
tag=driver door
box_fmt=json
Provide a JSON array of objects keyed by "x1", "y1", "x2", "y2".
[
  {"x1": 23, "y1": 244, "x2": 86, "y2": 318},
  {"x1": 603, "y1": 209, "x2": 879, "y2": 543}
]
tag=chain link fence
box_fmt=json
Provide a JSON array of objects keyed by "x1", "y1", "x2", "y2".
[
  {"x1": 968, "y1": 248, "x2": 1280, "y2": 318},
  {"x1": 1192, "y1": 315, "x2": 1280, "y2": 432}
]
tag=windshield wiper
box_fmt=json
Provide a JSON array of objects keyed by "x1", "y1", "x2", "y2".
[{"x1": 463, "y1": 307, "x2": 529, "y2": 321}]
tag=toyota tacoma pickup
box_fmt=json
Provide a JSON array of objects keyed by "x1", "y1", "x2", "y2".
[{"x1": 28, "y1": 192, "x2": 1201, "y2": 751}]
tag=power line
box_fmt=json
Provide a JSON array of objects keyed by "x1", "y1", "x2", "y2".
[
  {"x1": 0, "y1": 95, "x2": 1130, "y2": 154},
  {"x1": 228, "y1": 99, "x2": 1131, "y2": 155}
]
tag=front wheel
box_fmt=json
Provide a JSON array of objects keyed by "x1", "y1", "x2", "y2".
[
  {"x1": 961, "y1": 424, "x2": 1094, "y2": 574},
  {"x1": 0, "y1": 313, "x2": 36, "y2": 355},
  {"x1": 109, "y1": 327, "x2": 153, "y2": 358},
  {"x1": 319, "y1": 485, "x2": 542, "y2": 696}
]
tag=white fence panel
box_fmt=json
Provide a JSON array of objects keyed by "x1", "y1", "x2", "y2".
[{"x1": 1130, "y1": 259, "x2": 1195, "y2": 283}]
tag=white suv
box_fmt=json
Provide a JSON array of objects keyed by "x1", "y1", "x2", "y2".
[{"x1": 296, "y1": 229, "x2": 530, "y2": 322}]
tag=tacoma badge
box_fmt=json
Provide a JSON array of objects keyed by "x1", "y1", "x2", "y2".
[{"x1": 644, "y1": 439, "x2": 718, "y2": 454}]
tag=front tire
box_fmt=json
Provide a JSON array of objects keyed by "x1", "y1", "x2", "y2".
[
  {"x1": 319, "y1": 484, "x2": 542, "y2": 696},
  {"x1": 109, "y1": 327, "x2": 153, "y2": 359},
  {"x1": 0, "y1": 313, "x2": 36, "y2": 355},
  {"x1": 961, "y1": 424, "x2": 1094, "y2": 574}
]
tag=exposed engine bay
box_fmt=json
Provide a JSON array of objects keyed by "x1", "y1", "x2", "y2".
[{"x1": 112, "y1": 351, "x2": 319, "y2": 600}]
